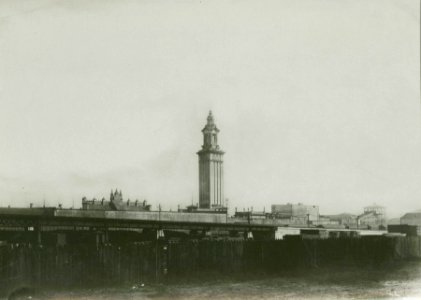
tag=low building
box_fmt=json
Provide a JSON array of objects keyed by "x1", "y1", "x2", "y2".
[
  {"x1": 178, "y1": 204, "x2": 228, "y2": 214},
  {"x1": 271, "y1": 203, "x2": 319, "y2": 225},
  {"x1": 82, "y1": 189, "x2": 151, "y2": 211},
  {"x1": 323, "y1": 213, "x2": 358, "y2": 228},
  {"x1": 400, "y1": 212, "x2": 421, "y2": 226},
  {"x1": 357, "y1": 205, "x2": 386, "y2": 230},
  {"x1": 275, "y1": 227, "x2": 300, "y2": 240},
  {"x1": 388, "y1": 224, "x2": 420, "y2": 237},
  {"x1": 234, "y1": 210, "x2": 267, "y2": 220},
  {"x1": 400, "y1": 211, "x2": 421, "y2": 236},
  {"x1": 316, "y1": 215, "x2": 341, "y2": 226}
]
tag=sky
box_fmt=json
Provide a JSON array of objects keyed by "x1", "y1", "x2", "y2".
[{"x1": 0, "y1": 0, "x2": 419, "y2": 218}]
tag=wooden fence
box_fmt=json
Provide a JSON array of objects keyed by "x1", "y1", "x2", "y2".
[{"x1": 0, "y1": 236, "x2": 420, "y2": 295}]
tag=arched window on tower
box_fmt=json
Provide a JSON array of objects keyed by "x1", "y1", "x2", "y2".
[{"x1": 205, "y1": 133, "x2": 212, "y2": 148}]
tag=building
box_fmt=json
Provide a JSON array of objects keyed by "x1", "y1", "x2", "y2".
[
  {"x1": 322, "y1": 213, "x2": 358, "y2": 228},
  {"x1": 82, "y1": 189, "x2": 151, "y2": 211},
  {"x1": 357, "y1": 205, "x2": 386, "y2": 229},
  {"x1": 363, "y1": 205, "x2": 386, "y2": 215},
  {"x1": 400, "y1": 212, "x2": 421, "y2": 226},
  {"x1": 234, "y1": 209, "x2": 268, "y2": 220},
  {"x1": 391, "y1": 212, "x2": 421, "y2": 236},
  {"x1": 197, "y1": 111, "x2": 226, "y2": 211},
  {"x1": 271, "y1": 203, "x2": 319, "y2": 225},
  {"x1": 317, "y1": 215, "x2": 341, "y2": 227},
  {"x1": 388, "y1": 224, "x2": 420, "y2": 237},
  {"x1": 274, "y1": 227, "x2": 301, "y2": 240}
]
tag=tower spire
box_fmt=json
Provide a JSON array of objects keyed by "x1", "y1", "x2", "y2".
[{"x1": 207, "y1": 110, "x2": 214, "y2": 124}]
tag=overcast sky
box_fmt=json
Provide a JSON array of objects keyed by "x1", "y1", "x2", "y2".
[{"x1": 0, "y1": 0, "x2": 419, "y2": 217}]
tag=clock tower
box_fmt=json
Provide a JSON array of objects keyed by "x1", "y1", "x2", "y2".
[{"x1": 197, "y1": 111, "x2": 225, "y2": 209}]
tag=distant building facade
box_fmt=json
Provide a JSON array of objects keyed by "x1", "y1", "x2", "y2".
[
  {"x1": 234, "y1": 210, "x2": 267, "y2": 220},
  {"x1": 82, "y1": 189, "x2": 151, "y2": 211},
  {"x1": 197, "y1": 111, "x2": 225, "y2": 210},
  {"x1": 322, "y1": 213, "x2": 358, "y2": 228},
  {"x1": 357, "y1": 205, "x2": 386, "y2": 229},
  {"x1": 317, "y1": 215, "x2": 341, "y2": 227},
  {"x1": 400, "y1": 212, "x2": 421, "y2": 226},
  {"x1": 271, "y1": 203, "x2": 319, "y2": 225}
]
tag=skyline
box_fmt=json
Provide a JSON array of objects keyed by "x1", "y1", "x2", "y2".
[{"x1": 0, "y1": 0, "x2": 420, "y2": 218}]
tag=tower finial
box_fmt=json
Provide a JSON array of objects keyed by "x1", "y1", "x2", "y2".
[{"x1": 207, "y1": 110, "x2": 214, "y2": 124}]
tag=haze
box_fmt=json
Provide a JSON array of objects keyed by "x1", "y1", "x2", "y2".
[{"x1": 0, "y1": 0, "x2": 419, "y2": 218}]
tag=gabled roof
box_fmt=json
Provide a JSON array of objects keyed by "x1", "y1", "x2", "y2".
[{"x1": 401, "y1": 212, "x2": 421, "y2": 219}]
